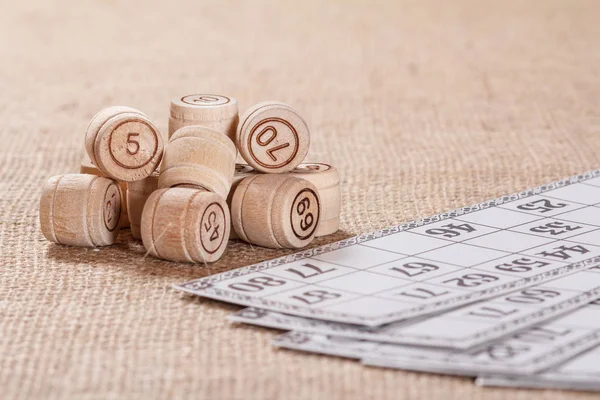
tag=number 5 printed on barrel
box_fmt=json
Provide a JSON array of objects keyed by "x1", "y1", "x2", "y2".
[{"x1": 85, "y1": 106, "x2": 163, "y2": 182}]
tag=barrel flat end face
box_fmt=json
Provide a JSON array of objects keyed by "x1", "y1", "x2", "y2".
[
  {"x1": 288, "y1": 163, "x2": 340, "y2": 237},
  {"x1": 194, "y1": 194, "x2": 230, "y2": 263},
  {"x1": 238, "y1": 102, "x2": 309, "y2": 174},
  {"x1": 85, "y1": 106, "x2": 147, "y2": 167},
  {"x1": 271, "y1": 177, "x2": 320, "y2": 249},
  {"x1": 88, "y1": 178, "x2": 122, "y2": 246},
  {"x1": 94, "y1": 113, "x2": 164, "y2": 182}
]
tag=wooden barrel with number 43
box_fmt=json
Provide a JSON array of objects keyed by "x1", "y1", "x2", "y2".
[{"x1": 140, "y1": 187, "x2": 230, "y2": 263}]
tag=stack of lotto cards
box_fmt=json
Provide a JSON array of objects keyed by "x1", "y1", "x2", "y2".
[{"x1": 175, "y1": 169, "x2": 600, "y2": 392}]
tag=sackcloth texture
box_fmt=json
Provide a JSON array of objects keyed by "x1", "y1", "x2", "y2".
[{"x1": 1, "y1": 0, "x2": 600, "y2": 399}]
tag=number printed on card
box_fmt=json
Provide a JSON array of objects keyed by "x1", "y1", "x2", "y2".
[
  {"x1": 390, "y1": 262, "x2": 440, "y2": 277},
  {"x1": 425, "y1": 223, "x2": 477, "y2": 238},
  {"x1": 286, "y1": 263, "x2": 337, "y2": 279},
  {"x1": 517, "y1": 198, "x2": 569, "y2": 213},
  {"x1": 229, "y1": 276, "x2": 288, "y2": 292},
  {"x1": 504, "y1": 288, "x2": 562, "y2": 304},
  {"x1": 495, "y1": 258, "x2": 551, "y2": 273}
]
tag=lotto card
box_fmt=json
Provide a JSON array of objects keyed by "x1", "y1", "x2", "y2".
[
  {"x1": 230, "y1": 267, "x2": 600, "y2": 348},
  {"x1": 476, "y1": 345, "x2": 600, "y2": 391},
  {"x1": 362, "y1": 300, "x2": 600, "y2": 375},
  {"x1": 177, "y1": 170, "x2": 600, "y2": 326},
  {"x1": 273, "y1": 300, "x2": 600, "y2": 376}
]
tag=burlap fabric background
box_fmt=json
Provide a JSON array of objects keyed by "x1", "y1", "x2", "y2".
[{"x1": 2, "y1": 0, "x2": 600, "y2": 399}]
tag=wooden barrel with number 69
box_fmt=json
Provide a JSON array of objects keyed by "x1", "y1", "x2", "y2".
[{"x1": 230, "y1": 174, "x2": 321, "y2": 249}]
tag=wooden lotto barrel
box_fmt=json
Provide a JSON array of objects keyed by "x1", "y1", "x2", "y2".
[
  {"x1": 39, "y1": 174, "x2": 122, "y2": 247},
  {"x1": 236, "y1": 101, "x2": 309, "y2": 174},
  {"x1": 288, "y1": 163, "x2": 340, "y2": 237},
  {"x1": 227, "y1": 164, "x2": 258, "y2": 240},
  {"x1": 85, "y1": 106, "x2": 163, "y2": 182},
  {"x1": 140, "y1": 187, "x2": 230, "y2": 263},
  {"x1": 230, "y1": 174, "x2": 320, "y2": 249},
  {"x1": 159, "y1": 126, "x2": 237, "y2": 198},
  {"x1": 168, "y1": 94, "x2": 239, "y2": 141},
  {"x1": 80, "y1": 155, "x2": 130, "y2": 229},
  {"x1": 127, "y1": 171, "x2": 159, "y2": 239}
]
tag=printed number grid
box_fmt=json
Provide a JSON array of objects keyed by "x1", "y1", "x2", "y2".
[
  {"x1": 229, "y1": 267, "x2": 600, "y2": 348},
  {"x1": 176, "y1": 172, "x2": 600, "y2": 326},
  {"x1": 274, "y1": 300, "x2": 600, "y2": 376}
]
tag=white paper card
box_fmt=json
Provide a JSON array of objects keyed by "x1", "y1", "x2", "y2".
[
  {"x1": 229, "y1": 267, "x2": 600, "y2": 348},
  {"x1": 362, "y1": 300, "x2": 600, "y2": 375},
  {"x1": 273, "y1": 301, "x2": 600, "y2": 376},
  {"x1": 476, "y1": 345, "x2": 600, "y2": 391},
  {"x1": 176, "y1": 170, "x2": 600, "y2": 326}
]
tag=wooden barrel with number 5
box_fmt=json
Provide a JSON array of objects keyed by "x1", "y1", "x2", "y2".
[
  {"x1": 85, "y1": 106, "x2": 164, "y2": 182},
  {"x1": 140, "y1": 187, "x2": 230, "y2": 263},
  {"x1": 231, "y1": 174, "x2": 321, "y2": 248}
]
